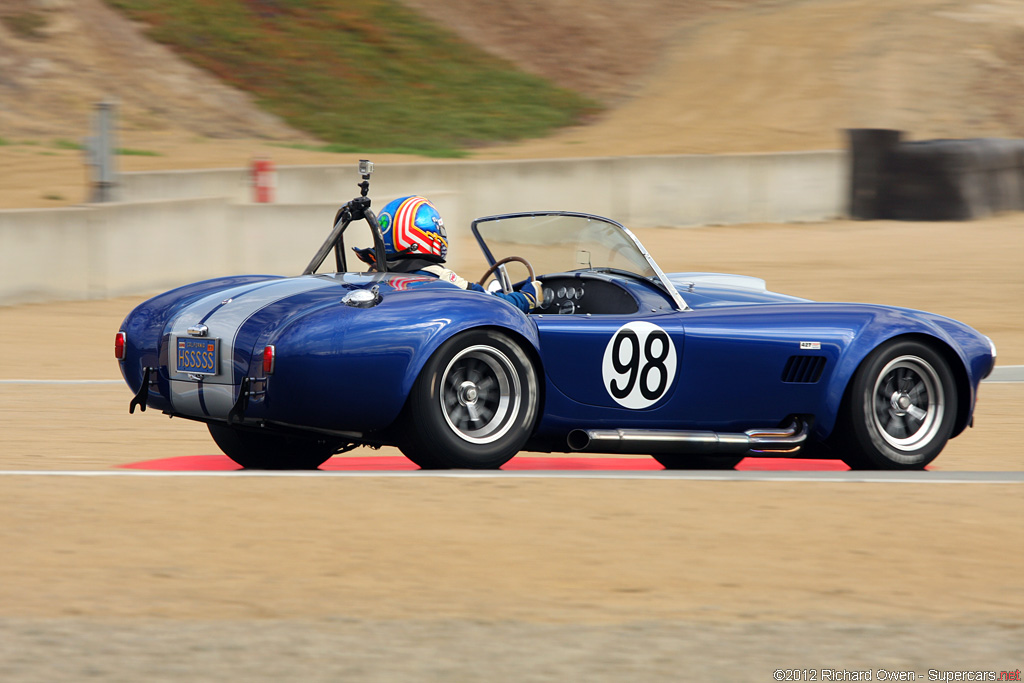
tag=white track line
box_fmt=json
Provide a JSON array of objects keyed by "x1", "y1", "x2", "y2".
[
  {"x1": 0, "y1": 470, "x2": 1021, "y2": 483},
  {"x1": 987, "y1": 365, "x2": 1024, "y2": 382},
  {"x1": 3, "y1": 366, "x2": 1022, "y2": 385},
  {"x1": 0, "y1": 379, "x2": 121, "y2": 384}
]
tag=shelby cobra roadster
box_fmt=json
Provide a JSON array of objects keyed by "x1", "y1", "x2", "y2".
[{"x1": 116, "y1": 162, "x2": 996, "y2": 470}]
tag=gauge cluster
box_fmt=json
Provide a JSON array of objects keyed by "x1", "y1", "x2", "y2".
[
  {"x1": 540, "y1": 281, "x2": 585, "y2": 314},
  {"x1": 532, "y1": 275, "x2": 639, "y2": 315}
]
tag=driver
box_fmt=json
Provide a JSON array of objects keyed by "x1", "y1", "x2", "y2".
[{"x1": 353, "y1": 195, "x2": 543, "y2": 313}]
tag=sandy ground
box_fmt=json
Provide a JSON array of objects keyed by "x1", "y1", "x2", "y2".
[{"x1": 1, "y1": 218, "x2": 1022, "y2": 679}]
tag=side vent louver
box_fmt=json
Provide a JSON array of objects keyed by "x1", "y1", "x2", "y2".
[{"x1": 782, "y1": 355, "x2": 826, "y2": 383}]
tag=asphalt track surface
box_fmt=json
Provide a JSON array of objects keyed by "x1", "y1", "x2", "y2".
[{"x1": 3, "y1": 469, "x2": 1024, "y2": 483}]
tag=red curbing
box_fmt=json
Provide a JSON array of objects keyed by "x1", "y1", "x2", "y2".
[{"x1": 120, "y1": 455, "x2": 851, "y2": 471}]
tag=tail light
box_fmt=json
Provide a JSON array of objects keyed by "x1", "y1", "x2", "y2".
[
  {"x1": 114, "y1": 331, "x2": 126, "y2": 360},
  {"x1": 263, "y1": 345, "x2": 276, "y2": 375}
]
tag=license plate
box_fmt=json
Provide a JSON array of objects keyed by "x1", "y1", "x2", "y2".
[{"x1": 176, "y1": 337, "x2": 219, "y2": 376}]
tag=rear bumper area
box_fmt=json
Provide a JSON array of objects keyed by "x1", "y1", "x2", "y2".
[{"x1": 168, "y1": 379, "x2": 237, "y2": 419}]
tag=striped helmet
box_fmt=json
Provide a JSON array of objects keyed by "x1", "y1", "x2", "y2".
[{"x1": 377, "y1": 196, "x2": 448, "y2": 261}]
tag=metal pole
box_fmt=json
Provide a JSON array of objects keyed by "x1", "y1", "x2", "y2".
[{"x1": 88, "y1": 100, "x2": 118, "y2": 203}]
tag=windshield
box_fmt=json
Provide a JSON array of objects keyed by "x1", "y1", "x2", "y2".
[
  {"x1": 473, "y1": 213, "x2": 658, "y2": 279},
  {"x1": 472, "y1": 212, "x2": 688, "y2": 310}
]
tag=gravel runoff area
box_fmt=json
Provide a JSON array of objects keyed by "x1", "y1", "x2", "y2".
[{"x1": 0, "y1": 618, "x2": 1020, "y2": 681}]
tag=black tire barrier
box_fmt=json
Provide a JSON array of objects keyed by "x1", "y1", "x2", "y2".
[{"x1": 847, "y1": 129, "x2": 1024, "y2": 220}]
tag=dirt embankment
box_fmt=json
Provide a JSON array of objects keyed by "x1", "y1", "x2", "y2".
[
  {"x1": 3, "y1": 0, "x2": 1024, "y2": 207},
  {"x1": 0, "y1": 0, "x2": 752, "y2": 142}
]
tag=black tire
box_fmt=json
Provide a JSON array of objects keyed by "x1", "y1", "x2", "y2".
[
  {"x1": 651, "y1": 454, "x2": 744, "y2": 470},
  {"x1": 398, "y1": 329, "x2": 539, "y2": 469},
  {"x1": 834, "y1": 340, "x2": 957, "y2": 470},
  {"x1": 208, "y1": 423, "x2": 341, "y2": 470}
]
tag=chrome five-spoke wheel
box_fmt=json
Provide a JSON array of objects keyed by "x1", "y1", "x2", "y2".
[
  {"x1": 440, "y1": 345, "x2": 521, "y2": 445},
  {"x1": 838, "y1": 339, "x2": 957, "y2": 469},
  {"x1": 871, "y1": 354, "x2": 945, "y2": 452},
  {"x1": 399, "y1": 330, "x2": 539, "y2": 469}
]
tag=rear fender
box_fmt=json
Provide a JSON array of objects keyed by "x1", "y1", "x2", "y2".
[
  {"x1": 259, "y1": 288, "x2": 541, "y2": 432},
  {"x1": 394, "y1": 298, "x2": 542, "y2": 403}
]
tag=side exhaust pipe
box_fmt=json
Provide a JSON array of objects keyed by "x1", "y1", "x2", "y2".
[{"x1": 567, "y1": 419, "x2": 808, "y2": 457}]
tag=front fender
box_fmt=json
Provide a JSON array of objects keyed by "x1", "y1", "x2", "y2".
[{"x1": 820, "y1": 304, "x2": 990, "y2": 438}]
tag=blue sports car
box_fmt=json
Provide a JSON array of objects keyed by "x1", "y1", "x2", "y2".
[{"x1": 116, "y1": 163, "x2": 997, "y2": 470}]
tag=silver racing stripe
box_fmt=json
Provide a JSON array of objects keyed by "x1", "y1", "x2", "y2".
[{"x1": 167, "y1": 276, "x2": 337, "y2": 418}]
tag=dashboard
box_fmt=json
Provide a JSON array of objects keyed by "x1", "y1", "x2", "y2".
[{"x1": 532, "y1": 274, "x2": 639, "y2": 315}]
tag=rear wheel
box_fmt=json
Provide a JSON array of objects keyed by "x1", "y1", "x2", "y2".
[
  {"x1": 834, "y1": 340, "x2": 957, "y2": 469},
  {"x1": 398, "y1": 330, "x2": 539, "y2": 469},
  {"x1": 208, "y1": 423, "x2": 342, "y2": 470}
]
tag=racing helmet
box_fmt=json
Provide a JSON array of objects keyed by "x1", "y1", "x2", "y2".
[{"x1": 377, "y1": 196, "x2": 448, "y2": 261}]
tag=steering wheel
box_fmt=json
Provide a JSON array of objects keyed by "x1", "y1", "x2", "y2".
[{"x1": 478, "y1": 256, "x2": 537, "y2": 295}]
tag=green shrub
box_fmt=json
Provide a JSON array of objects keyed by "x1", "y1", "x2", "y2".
[
  {"x1": 104, "y1": 0, "x2": 597, "y2": 154},
  {"x1": 1, "y1": 12, "x2": 48, "y2": 40},
  {"x1": 116, "y1": 148, "x2": 163, "y2": 156},
  {"x1": 53, "y1": 139, "x2": 84, "y2": 151}
]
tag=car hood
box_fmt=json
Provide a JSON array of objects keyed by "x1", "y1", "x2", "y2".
[{"x1": 667, "y1": 273, "x2": 810, "y2": 308}]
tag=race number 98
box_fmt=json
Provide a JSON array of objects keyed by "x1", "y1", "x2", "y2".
[{"x1": 601, "y1": 321, "x2": 677, "y2": 409}]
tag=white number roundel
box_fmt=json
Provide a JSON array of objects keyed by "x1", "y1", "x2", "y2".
[{"x1": 601, "y1": 321, "x2": 677, "y2": 409}]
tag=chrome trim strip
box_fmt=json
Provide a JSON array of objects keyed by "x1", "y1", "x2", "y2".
[
  {"x1": 616, "y1": 221, "x2": 691, "y2": 311},
  {"x1": 567, "y1": 420, "x2": 808, "y2": 456}
]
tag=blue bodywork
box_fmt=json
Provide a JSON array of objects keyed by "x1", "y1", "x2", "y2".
[
  {"x1": 120, "y1": 272, "x2": 540, "y2": 435},
  {"x1": 118, "y1": 212, "x2": 995, "y2": 459},
  {"x1": 527, "y1": 275, "x2": 991, "y2": 449}
]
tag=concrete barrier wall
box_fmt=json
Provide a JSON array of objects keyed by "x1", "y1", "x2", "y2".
[
  {"x1": 116, "y1": 168, "x2": 251, "y2": 203},
  {"x1": 268, "y1": 152, "x2": 848, "y2": 231},
  {"x1": 117, "y1": 152, "x2": 848, "y2": 231},
  {"x1": 619, "y1": 153, "x2": 845, "y2": 227},
  {"x1": 0, "y1": 207, "x2": 97, "y2": 303},
  {"x1": 231, "y1": 203, "x2": 343, "y2": 275},
  {"x1": 0, "y1": 200, "x2": 352, "y2": 304},
  {"x1": 0, "y1": 199, "x2": 232, "y2": 303},
  {"x1": 0, "y1": 152, "x2": 848, "y2": 305}
]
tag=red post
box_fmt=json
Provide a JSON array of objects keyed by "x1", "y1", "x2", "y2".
[{"x1": 251, "y1": 158, "x2": 276, "y2": 203}]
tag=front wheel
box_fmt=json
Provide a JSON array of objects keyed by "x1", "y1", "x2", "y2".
[
  {"x1": 208, "y1": 423, "x2": 342, "y2": 469},
  {"x1": 835, "y1": 340, "x2": 957, "y2": 469},
  {"x1": 398, "y1": 330, "x2": 539, "y2": 469}
]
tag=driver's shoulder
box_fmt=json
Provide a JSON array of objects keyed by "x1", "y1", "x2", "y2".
[{"x1": 419, "y1": 265, "x2": 470, "y2": 290}]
